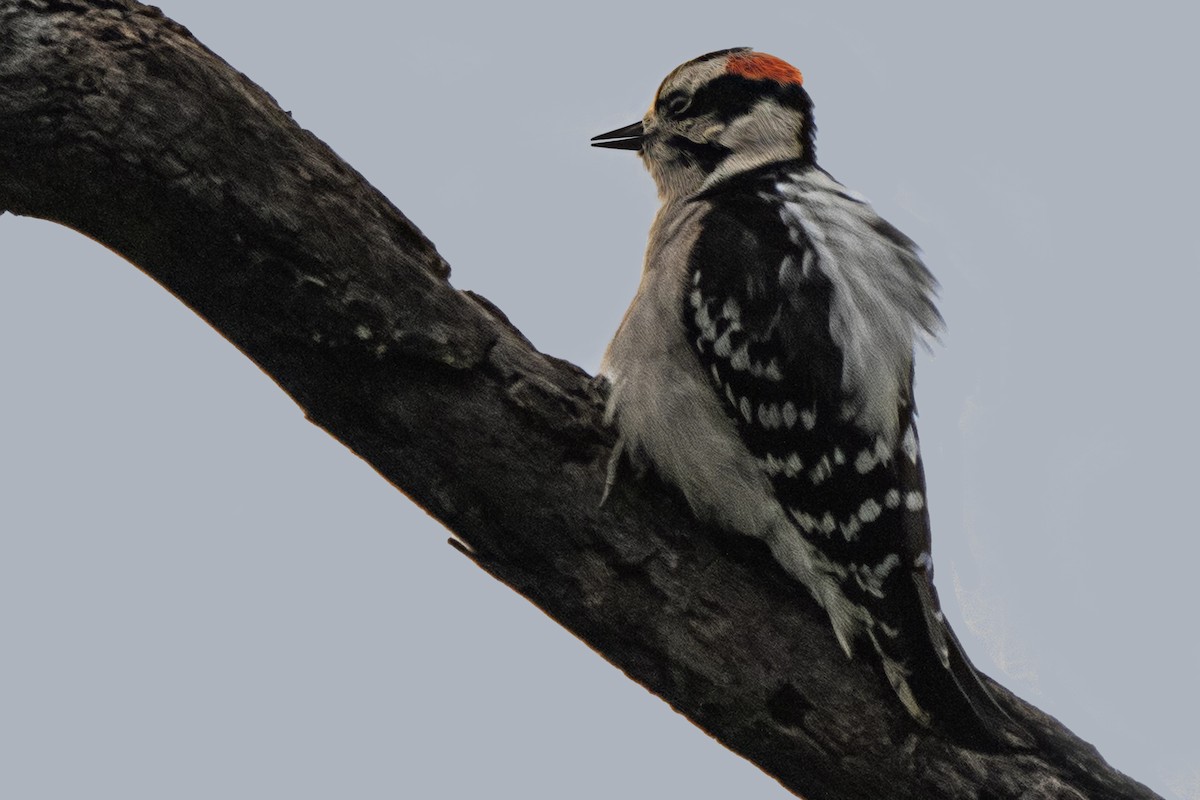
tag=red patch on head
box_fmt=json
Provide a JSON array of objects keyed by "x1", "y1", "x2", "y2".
[{"x1": 725, "y1": 52, "x2": 804, "y2": 86}]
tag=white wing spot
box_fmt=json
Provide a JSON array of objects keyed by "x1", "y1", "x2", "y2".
[
  {"x1": 725, "y1": 383, "x2": 736, "y2": 406},
  {"x1": 791, "y1": 509, "x2": 817, "y2": 534},
  {"x1": 853, "y1": 554, "x2": 901, "y2": 598},
  {"x1": 808, "y1": 455, "x2": 833, "y2": 485},
  {"x1": 778, "y1": 253, "x2": 798, "y2": 283},
  {"x1": 782, "y1": 401, "x2": 798, "y2": 429},
  {"x1": 839, "y1": 515, "x2": 862, "y2": 542},
  {"x1": 721, "y1": 297, "x2": 741, "y2": 324},
  {"x1": 905, "y1": 491, "x2": 925, "y2": 512},
  {"x1": 833, "y1": 448, "x2": 845, "y2": 465},
  {"x1": 689, "y1": 289, "x2": 703, "y2": 310},
  {"x1": 739, "y1": 396, "x2": 753, "y2": 423},
  {"x1": 710, "y1": 364, "x2": 721, "y2": 384},
  {"x1": 901, "y1": 425, "x2": 919, "y2": 464},
  {"x1": 693, "y1": 270, "x2": 702, "y2": 285},
  {"x1": 884, "y1": 489, "x2": 901, "y2": 509},
  {"x1": 785, "y1": 452, "x2": 803, "y2": 478},
  {"x1": 857, "y1": 437, "x2": 891, "y2": 473},
  {"x1": 800, "y1": 248, "x2": 818, "y2": 279},
  {"x1": 800, "y1": 407, "x2": 817, "y2": 430},
  {"x1": 858, "y1": 498, "x2": 883, "y2": 523},
  {"x1": 714, "y1": 330, "x2": 733, "y2": 357},
  {"x1": 695, "y1": 305, "x2": 715, "y2": 339},
  {"x1": 914, "y1": 551, "x2": 931, "y2": 569},
  {"x1": 820, "y1": 513, "x2": 836, "y2": 535},
  {"x1": 764, "y1": 359, "x2": 783, "y2": 381},
  {"x1": 757, "y1": 403, "x2": 774, "y2": 429},
  {"x1": 730, "y1": 344, "x2": 751, "y2": 371}
]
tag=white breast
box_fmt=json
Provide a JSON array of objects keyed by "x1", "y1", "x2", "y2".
[{"x1": 601, "y1": 200, "x2": 808, "y2": 558}]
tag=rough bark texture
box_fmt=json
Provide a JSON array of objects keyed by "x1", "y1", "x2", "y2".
[{"x1": 0, "y1": 2, "x2": 1161, "y2": 798}]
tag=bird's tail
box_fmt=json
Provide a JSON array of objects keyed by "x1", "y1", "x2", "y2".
[{"x1": 869, "y1": 571, "x2": 1031, "y2": 751}]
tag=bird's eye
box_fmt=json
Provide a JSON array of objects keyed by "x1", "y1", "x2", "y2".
[{"x1": 662, "y1": 93, "x2": 692, "y2": 118}]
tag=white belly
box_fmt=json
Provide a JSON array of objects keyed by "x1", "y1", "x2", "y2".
[{"x1": 599, "y1": 200, "x2": 834, "y2": 591}]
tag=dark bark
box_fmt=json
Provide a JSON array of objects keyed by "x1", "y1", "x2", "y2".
[{"x1": 0, "y1": 2, "x2": 1160, "y2": 798}]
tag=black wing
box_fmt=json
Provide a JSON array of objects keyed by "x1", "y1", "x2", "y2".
[{"x1": 684, "y1": 165, "x2": 1022, "y2": 747}]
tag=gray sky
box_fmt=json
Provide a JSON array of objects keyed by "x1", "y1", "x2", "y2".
[{"x1": 2, "y1": 1, "x2": 1197, "y2": 797}]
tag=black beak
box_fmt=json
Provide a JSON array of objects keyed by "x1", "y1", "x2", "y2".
[{"x1": 591, "y1": 121, "x2": 644, "y2": 151}]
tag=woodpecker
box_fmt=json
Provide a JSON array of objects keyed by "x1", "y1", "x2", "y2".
[{"x1": 592, "y1": 48, "x2": 1020, "y2": 747}]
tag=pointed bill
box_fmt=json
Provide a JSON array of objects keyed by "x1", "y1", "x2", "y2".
[{"x1": 591, "y1": 121, "x2": 644, "y2": 150}]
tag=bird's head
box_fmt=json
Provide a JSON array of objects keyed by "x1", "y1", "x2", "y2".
[{"x1": 593, "y1": 48, "x2": 815, "y2": 200}]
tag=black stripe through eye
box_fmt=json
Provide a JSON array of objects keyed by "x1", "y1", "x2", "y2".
[
  {"x1": 688, "y1": 75, "x2": 813, "y2": 124},
  {"x1": 687, "y1": 75, "x2": 760, "y2": 123},
  {"x1": 657, "y1": 90, "x2": 692, "y2": 118}
]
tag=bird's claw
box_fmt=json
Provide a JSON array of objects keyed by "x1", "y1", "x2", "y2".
[{"x1": 600, "y1": 436, "x2": 626, "y2": 507}]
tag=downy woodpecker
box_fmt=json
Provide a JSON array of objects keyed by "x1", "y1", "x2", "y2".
[{"x1": 593, "y1": 48, "x2": 1020, "y2": 746}]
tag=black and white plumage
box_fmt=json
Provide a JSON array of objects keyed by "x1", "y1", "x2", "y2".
[{"x1": 594, "y1": 48, "x2": 1021, "y2": 746}]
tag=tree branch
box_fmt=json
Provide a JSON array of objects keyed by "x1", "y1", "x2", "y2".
[{"x1": 0, "y1": 2, "x2": 1160, "y2": 797}]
